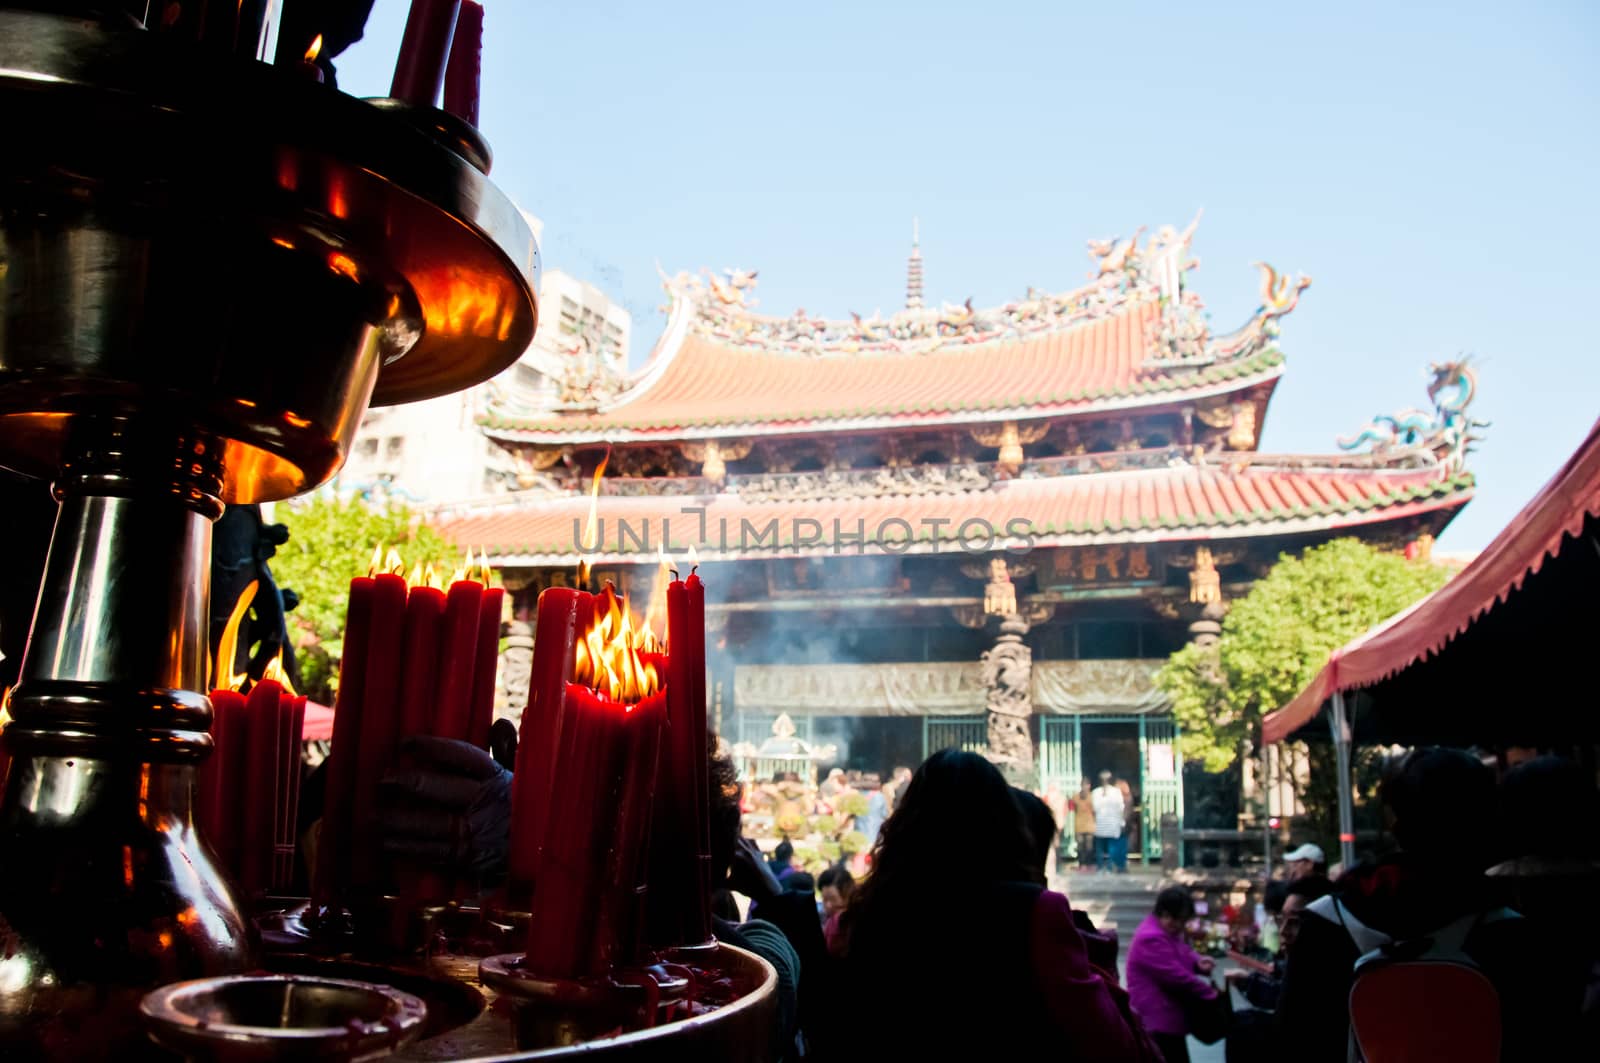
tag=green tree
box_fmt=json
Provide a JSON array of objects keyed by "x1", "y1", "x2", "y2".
[
  {"x1": 270, "y1": 495, "x2": 459, "y2": 702},
  {"x1": 1156, "y1": 538, "x2": 1449, "y2": 774}
]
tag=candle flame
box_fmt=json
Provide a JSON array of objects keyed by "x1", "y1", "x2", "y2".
[
  {"x1": 261, "y1": 648, "x2": 298, "y2": 697},
  {"x1": 474, "y1": 547, "x2": 496, "y2": 586},
  {"x1": 687, "y1": 543, "x2": 700, "y2": 573},
  {"x1": 385, "y1": 546, "x2": 406, "y2": 576},
  {"x1": 368, "y1": 543, "x2": 385, "y2": 578},
  {"x1": 573, "y1": 583, "x2": 662, "y2": 704},
  {"x1": 214, "y1": 579, "x2": 259, "y2": 691},
  {"x1": 304, "y1": 34, "x2": 323, "y2": 63},
  {"x1": 643, "y1": 546, "x2": 672, "y2": 644},
  {"x1": 577, "y1": 451, "x2": 609, "y2": 587}
]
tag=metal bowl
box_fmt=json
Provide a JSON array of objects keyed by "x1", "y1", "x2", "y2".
[
  {"x1": 0, "y1": 9, "x2": 539, "y2": 502},
  {"x1": 140, "y1": 975, "x2": 428, "y2": 1063}
]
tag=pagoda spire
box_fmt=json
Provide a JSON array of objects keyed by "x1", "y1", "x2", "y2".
[{"x1": 905, "y1": 217, "x2": 924, "y2": 310}]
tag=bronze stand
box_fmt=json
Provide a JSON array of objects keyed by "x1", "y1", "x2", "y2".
[{"x1": 0, "y1": 8, "x2": 537, "y2": 1057}]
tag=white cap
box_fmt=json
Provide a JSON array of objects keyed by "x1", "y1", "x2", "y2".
[{"x1": 1283, "y1": 843, "x2": 1326, "y2": 865}]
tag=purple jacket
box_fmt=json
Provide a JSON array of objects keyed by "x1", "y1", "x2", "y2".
[{"x1": 1125, "y1": 913, "x2": 1218, "y2": 1036}]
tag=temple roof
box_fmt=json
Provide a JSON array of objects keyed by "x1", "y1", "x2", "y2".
[
  {"x1": 481, "y1": 220, "x2": 1311, "y2": 444},
  {"x1": 435, "y1": 459, "x2": 1473, "y2": 564}
]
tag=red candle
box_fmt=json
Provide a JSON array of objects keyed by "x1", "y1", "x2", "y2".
[
  {"x1": 431, "y1": 578, "x2": 483, "y2": 741},
  {"x1": 200, "y1": 689, "x2": 248, "y2": 876},
  {"x1": 595, "y1": 687, "x2": 665, "y2": 969},
  {"x1": 391, "y1": 0, "x2": 463, "y2": 107},
  {"x1": 508, "y1": 588, "x2": 585, "y2": 887},
  {"x1": 397, "y1": 584, "x2": 446, "y2": 737},
  {"x1": 278, "y1": 693, "x2": 309, "y2": 891},
  {"x1": 315, "y1": 573, "x2": 374, "y2": 911},
  {"x1": 467, "y1": 585, "x2": 504, "y2": 750},
  {"x1": 646, "y1": 576, "x2": 711, "y2": 948},
  {"x1": 685, "y1": 571, "x2": 711, "y2": 905},
  {"x1": 350, "y1": 572, "x2": 409, "y2": 891},
  {"x1": 442, "y1": 0, "x2": 484, "y2": 127},
  {"x1": 525, "y1": 683, "x2": 619, "y2": 978},
  {"x1": 239, "y1": 679, "x2": 286, "y2": 899}
]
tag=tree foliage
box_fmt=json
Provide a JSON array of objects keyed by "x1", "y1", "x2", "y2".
[
  {"x1": 270, "y1": 495, "x2": 459, "y2": 701},
  {"x1": 1156, "y1": 538, "x2": 1450, "y2": 773}
]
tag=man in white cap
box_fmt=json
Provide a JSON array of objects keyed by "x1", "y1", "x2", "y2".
[{"x1": 1282, "y1": 842, "x2": 1326, "y2": 880}]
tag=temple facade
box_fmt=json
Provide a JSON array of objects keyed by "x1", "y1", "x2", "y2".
[{"x1": 434, "y1": 221, "x2": 1477, "y2": 861}]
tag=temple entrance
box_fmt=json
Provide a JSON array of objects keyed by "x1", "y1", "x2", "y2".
[
  {"x1": 1082, "y1": 721, "x2": 1141, "y2": 861},
  {"x1": 1039, "y1": 715, "x2": 1183, "y2": 863}
]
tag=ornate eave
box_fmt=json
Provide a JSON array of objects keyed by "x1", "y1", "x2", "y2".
[{"x1": 478, "y1": 219, "x2": 1310, "y2": 443}]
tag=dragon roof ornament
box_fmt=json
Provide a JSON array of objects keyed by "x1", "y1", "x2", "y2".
[
  {"x1": 1338, "y1": 359, "x2": 1487, "y2": 476},
  {"x1": 657, "y1": 215, "x2": 1307, "y2": 370}
]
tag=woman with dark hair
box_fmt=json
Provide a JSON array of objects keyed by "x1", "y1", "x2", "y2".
[
  {"x1": 819, "y1": 750, "x2": 1159, "y2": 1059},
  {"x1": 1126, "y1": 886, "x2": 1219, "y2": 1062}
]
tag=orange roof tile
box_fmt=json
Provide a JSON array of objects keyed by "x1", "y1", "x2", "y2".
[
  {"x1": 484, "y1": 306, "x2": 1283, "y2": 442},
  {"x1": 482, "y1": 234, "x2": 1309, "y2": 442},
  {"x1": 436, "y1": 465, "x2": 1473, "y2": 563}
]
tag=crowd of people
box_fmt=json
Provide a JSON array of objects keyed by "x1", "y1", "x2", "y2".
[{"x1": 368, "y1": 732, "x2": 1598, "y2": 1061}]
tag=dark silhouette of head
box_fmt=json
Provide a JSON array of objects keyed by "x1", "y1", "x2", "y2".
[
  {"x1": 1011, "y1": 787, "x2": 1057, "y2": 885},
  {"x1": 1379, "y1": 747, "x2": 1497, "y2": 873},
  {"x1": 707, "y1": 735, "x2": 744, "y2": 888},
  {"x1": 772, "y1": 839, "x2": 794, "y2": 866},
  {"x1": 1500, "y1": 755, "x2": 1597, "y2": 860},
  {"x1": 787, "y1": 870, "x2": 816, "y2": 895},
  {"x1": 1154, "y1": 886, "x2": 1196, "y2": 933},
  {"x1": 837, "y1": 750, "x2": 1034, "y2": 955}
]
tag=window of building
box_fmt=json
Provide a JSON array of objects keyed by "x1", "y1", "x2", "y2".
[
  {"x1": 385, "y1": 436, "x2": 405, "y2": 460},
  {"x1": 357, "y1": 437, "x2": 379, "y2": 459},
  {"x1": 1077, "y1": 621, "x2": 1141, "y2": 659}
]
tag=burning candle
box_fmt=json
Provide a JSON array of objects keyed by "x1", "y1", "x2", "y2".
[
  {"x1": 468, "y1": 581, "x2": 504, "y2": 750},
  {"x1": 239, "y1": 678, "x2": 286, "y2": 898},
  {"x1": 397, "y1": 575, "x2": 447, "y2": 738},
  {"x1": 431, "y1": 570, "x2": 483, "y2": 742},
  {"x1": 277, "y1": 692, "x2": 309, "y2": 890},
  {"x1": 685, "y1": 569, "x2": 711, "y2": 906},
  {"x1": 300, "y1": 33, "x2": 326, "y2": 84},
  {"x1": 442, "y1": 0, "x2": 484, "y2": 127},
  {"x1": 524, "y1": 585, "x2": 666, "y2": 978},
  {"x1": 349, "y1": 563, "x2": 409, "y2": 891},
  {"x1": 200, "y1": 689, "x2": 248, "y2": 875},
  {"x1": 646, "y1": 569, "x2": 712, "y2": 949},
  {"x1": 314, "y1": 564, "x2": 374, "y2": 912},
  {"x1": 391, "y1": 0, "x2": 463, "y2": 108}
]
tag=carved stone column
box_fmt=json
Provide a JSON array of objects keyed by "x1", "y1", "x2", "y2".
[
  {"x1": 982, "y1": 615, "x2": 1035, "y2": 771},
  {"x1": 497, "y1": 619, "x2": 535, "y2": 727}
]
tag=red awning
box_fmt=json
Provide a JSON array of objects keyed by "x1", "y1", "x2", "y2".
[
  {"x1": 302, "y1": 700, "x2": 334, "y2": 742},
  {"x1": 1263, "y1": 417, "x2": 1600, "y2": 744}
]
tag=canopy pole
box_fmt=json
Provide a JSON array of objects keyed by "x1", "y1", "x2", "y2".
[
  {"x1": 1261, "y1": 740, "x2": 1273, "y2": 873},
  {"x1": 1330, "y1": 691, "x2": 1356, "y2": 870}
]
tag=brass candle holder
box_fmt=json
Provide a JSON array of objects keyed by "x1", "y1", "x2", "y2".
[{"x1": 0, "y1": 7, "x2": 537, "y2": 1058}]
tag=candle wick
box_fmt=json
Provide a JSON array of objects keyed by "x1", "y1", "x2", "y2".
[{"x1": 670, "y1": 568, "x2": 679, "y2": 580}]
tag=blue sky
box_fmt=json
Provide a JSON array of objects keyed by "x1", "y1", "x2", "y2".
[{"x1": 335, "y1": 1, "x2": 1597, "y2": 550}]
